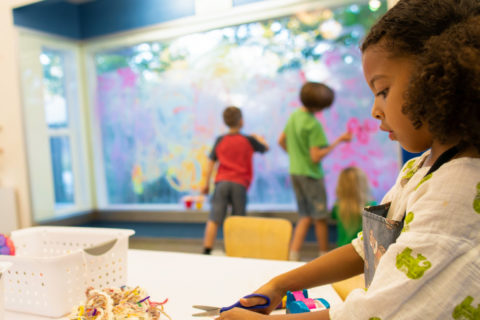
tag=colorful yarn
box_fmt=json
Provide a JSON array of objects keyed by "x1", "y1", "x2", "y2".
[
  {"x1": 69, "y1": 286, "x2": 171, "y2": 320},
  {"x1": 0, "y1": 234, "x2": 15, "y2": 255}
]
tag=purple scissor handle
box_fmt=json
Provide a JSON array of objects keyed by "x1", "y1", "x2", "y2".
[{"x1": 220, "y1": 293, "x2": 271, "y2": 313}]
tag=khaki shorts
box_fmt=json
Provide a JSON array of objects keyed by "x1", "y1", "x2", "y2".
[{"x1": 291, "y1": 175, "x2": 328, "y2": 219}]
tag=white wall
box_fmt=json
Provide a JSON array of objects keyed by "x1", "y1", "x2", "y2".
[{"x1": 0, "y1": 0, "x2": 43, "y2": 229}]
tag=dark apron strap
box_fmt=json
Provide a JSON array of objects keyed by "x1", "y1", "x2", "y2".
[
  {"x1": 400, "y1": 145, "x2": 459, "y2": 224},
  {"x1": 424, "y1": 145, "x2": 459, "y2": 176}
]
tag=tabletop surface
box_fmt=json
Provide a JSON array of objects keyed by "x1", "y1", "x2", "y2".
[{"x1": 4, "y1": 249, "x2": 342, "y2": 319}]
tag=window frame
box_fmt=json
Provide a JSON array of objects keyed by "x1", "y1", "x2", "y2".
[{"x1": 18, "y1": 30, "x2": 93, "y2": 221}]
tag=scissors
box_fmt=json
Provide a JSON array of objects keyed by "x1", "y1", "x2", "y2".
[{"x1": 192, "y1": 293, "x2": 271, "y2": 317}]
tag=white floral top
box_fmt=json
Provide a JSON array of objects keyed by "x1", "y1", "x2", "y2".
[{"x1": 330, "y1": 151, "x2": 480, "y2": 319}]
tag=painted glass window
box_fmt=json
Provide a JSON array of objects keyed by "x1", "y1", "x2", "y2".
[{"x1": 93, "y1": 1, "x2": 397, "y2": 208}]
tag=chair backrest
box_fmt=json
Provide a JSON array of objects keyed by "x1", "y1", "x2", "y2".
[
  {"x1": 223, "y1": 216, "x2": 292, "y2": 260},
  {"x1": 331, "y1": 274, "x2": 365, "y2": 301}
]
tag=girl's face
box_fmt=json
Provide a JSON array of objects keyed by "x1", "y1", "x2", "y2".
[{"x1": 362, "y1": 45, "x2": 433, "y2": 153}]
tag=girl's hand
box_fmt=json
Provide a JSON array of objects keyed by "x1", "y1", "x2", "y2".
[{"x1": 237, "y1": 281, "x2": 285, "y2": 315}]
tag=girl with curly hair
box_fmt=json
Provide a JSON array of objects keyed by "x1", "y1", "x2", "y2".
[{"x1": 216, "y1": 0, "x2": 480, "y2": 319}]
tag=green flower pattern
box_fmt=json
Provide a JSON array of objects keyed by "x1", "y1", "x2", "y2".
[
  {"x1": 415, "y1": 173, "x2": 433, "y2": 190},
  {"x1": 396, "y1": 247, "x2": 432, "y2": 279},
  {"x1": 474, "y1": 182, "x2": 480, "y2": 214},
  {"x1": 452, "y1": 296, "x2": 480, "y2": 319},
  {"x1": 401, "y1": 159, "x2": 418, "y2": 180},
  {"x1": 403, "y1": 159, "x2": 416, "y2": 172},
  {"x1": 369, "y1": 318, "x2": 381, "y2": 320},
  {"x1": 402, "y1": 212, "x2": 414, "y2": 232}
]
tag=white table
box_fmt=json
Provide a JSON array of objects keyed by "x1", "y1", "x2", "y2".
[{"x1": 4, "y1": 249, "x2": 342, "y2": 319}]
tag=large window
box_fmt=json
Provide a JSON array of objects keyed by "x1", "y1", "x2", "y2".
[
  {"x1": 19, "y1": 33, "x2": 92, "y2": 221},
  {"x1": 90, "y1": 0, "x2": 398, "y2": 209},
  {"x1": 41, "y1": 49, "x2": 76, "y2": 206}
]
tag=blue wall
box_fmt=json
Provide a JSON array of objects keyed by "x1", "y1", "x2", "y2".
[
  {"x1": 13, "y1": 0, "x2": 195, "y2": 39},
  {"x1": 401, "y1": 148, "x2": 422, "y2": 164},
  {"x1": 13, "y1": 0, "x2": 81, "y2": 38},
  {"x1": 78, "y1": 0, "x2": 195, "y2": 38},
  {"x1": 13, "y1": 0, "x2": 276, "y2": 39}
]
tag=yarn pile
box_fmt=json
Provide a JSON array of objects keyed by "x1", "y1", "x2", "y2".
[{"x1": 69, "y1": 286, "x2": 171, "y2": 320}]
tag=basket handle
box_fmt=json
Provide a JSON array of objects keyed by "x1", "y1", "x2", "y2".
[{"x1": 84, "y1": 238, "x2": 117, "y2": 256}]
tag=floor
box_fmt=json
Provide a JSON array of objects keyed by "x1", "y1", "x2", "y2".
[{"x1": 129, "y1": 237, "x2": 325, "y2": 262}]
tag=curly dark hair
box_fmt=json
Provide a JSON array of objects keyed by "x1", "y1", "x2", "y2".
[
  {"x1": 361, "y1": 0, "x2": 480, "y2": 152},
  {"x1": 223, "y1": 106, "x2": 242, "y2": 128},
  {"x1": 300, "y1": 82, "x2": 335, "y2": 112}
]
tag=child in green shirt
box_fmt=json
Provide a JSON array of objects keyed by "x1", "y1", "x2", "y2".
[{"x1": 278, "y1": 82, "x2": 352, "y2": 260}]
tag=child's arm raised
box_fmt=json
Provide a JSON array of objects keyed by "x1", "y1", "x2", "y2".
[
  {"x1": 251, "y1": 134, "x2": 270, "y2": 151},
  {"x1": 278, "y1": 132, "x2": 287, "y2": 152},
  {"x1": 310, "y1": 131, "x2": 352, "y2": 164}
]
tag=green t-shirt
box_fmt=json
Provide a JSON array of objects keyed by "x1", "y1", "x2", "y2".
[
  {"x1": 284, "y1": 109, "x2": 328, "y2": 179},
  {"x1": 331, "y1": 200, "x2": 377, "y2": 247}
]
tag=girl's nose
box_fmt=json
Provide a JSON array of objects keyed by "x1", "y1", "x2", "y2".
[{"x1": 371, "y1": 102, "x2": 384, "y2": 120}]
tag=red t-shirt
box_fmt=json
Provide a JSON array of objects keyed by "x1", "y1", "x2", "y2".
[{"x1": 209, "y1": 134, "x2": 267, "y2": 188}]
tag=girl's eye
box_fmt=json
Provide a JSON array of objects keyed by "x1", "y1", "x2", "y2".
[{"x1": 376, "y1": 88, "x2": 389, "y2": 98}]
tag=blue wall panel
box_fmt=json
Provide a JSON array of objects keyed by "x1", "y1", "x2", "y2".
[
  {"x1": 13, "y1": 0, "x2": 81, "y2": 39},
  {"x1": 401, "y1": 148, "x2": 422, "y2": 164},
  {"x1": 13, "y1": 0, "x2": 195, "y2": 39},
  {"x1": 79, "y1": 0, "x2": 195, "y2": 39}
]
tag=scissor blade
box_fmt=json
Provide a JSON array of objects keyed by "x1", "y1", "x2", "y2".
[
  {"x1": 192, "y1": 305, "x2": 219, "y2": 311},
  {"x1": 192, "y1": 309, "x2": 220, "y2": 317}
]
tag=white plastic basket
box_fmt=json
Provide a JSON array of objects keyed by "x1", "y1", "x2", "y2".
[
  {"x1": 0, "y1": 262, "x2": 12, "y2": 320},
  {"x1": 0, "y1": 226, "x2": 134, "y2": 317}
]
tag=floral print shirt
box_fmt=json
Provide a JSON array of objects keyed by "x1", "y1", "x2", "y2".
[{"x1": 330, "y1": 151, "x2": 480, "y2": 319}]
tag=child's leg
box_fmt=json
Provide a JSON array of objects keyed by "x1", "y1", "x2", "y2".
[
  {"x1": 314, "y1": 218, "x2": 329, "y2": 253},
  {"x1": 202, "y1": 220, "x2": 218, "y2": 254},
  {"x1": 203, "y1": 182, "x2": 228, "y2": 254},
  {"x1": 230, "y1": 182, "x2": 247, "y2": 215},
  {"x1": 290, "y1": 216, "x2": 312, "y2": 258},
  {"x1": 289, "y1": 175, "x2": 312, "y2": 260}
]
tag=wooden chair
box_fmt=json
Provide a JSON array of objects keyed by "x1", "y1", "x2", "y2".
[
  {"x1": 223, "y1": 216, "x2": 293, "y2": 260},
  {"x1": 331, "y1": 274, "x2": 365, "y2": 301}
]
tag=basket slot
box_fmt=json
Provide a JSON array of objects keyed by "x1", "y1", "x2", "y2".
[{"x1": 84, "y1": 238, "x2": 117, "y2": 256}]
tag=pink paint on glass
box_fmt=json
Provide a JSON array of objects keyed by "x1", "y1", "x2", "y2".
[
  {"x1": 347, "y1": 117, "x2": 378, "y2": 145},
  {"x1": 117, "y1": 67, "x2": 137, "y2": 88}
]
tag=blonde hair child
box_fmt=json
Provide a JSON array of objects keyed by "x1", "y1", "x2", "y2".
[{"x1": 333, "y1": 167, "x2": 375, "y2": 246}]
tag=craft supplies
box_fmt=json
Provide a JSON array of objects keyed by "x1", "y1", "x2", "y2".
[
  {"x1": 0, "y1": 226, "x2": 134, "y2": 317},
  {"x1": 193, "y1": 293, "x2": 271, "y2": 317},
  {"x1": 286, "y1": 289, "x2": 330, "y2": 314},
  {"x1": 69, "y1": 285, "x2": 171, "y2": 320},
  {"x1": 0, "y1": 234, "x2": 14, "y2": 256}
]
